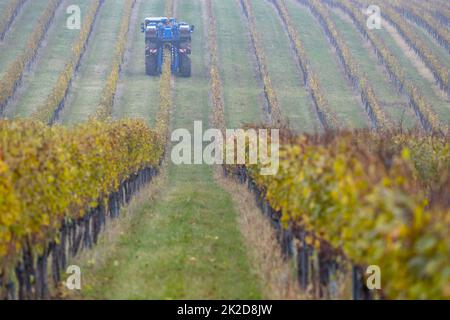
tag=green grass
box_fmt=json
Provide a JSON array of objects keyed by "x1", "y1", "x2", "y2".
[
  {"x1": 77, "y1": 0, "x2": 262, "y2": 299},
  {"x1": 80, "y1": 165, "x2": 261, "y2": 300},
  {"x1": 374, "y1": 20, "x2": 450, "y2": 122},
  {"x1": 112, "y1": 0, "x2": 163, "y2": 126},
  {"x1": 0, "y1": 1, "x2": 13, "y2": 22},
  {"x1": 328, "y1": 10, "x2": 418, "y2": 129},
  {"x1": 0, "y1": 0, "x2": 49, "y2": 78},
  {"x1": 213, "y1": 0, "x2": 265, "y2": 127},
  {"x1": 405, "y1": 16, "x2": 450, "y2": 70},
  {"x1": 251, "y1": 0, "x2": 321, "y2": 133},
  {"x1": 59, "y1": 0, "x2": 125, "y2": 124},
  {"x1": 0, "y1": 1, "x2": 10, "y2": 11},
  {"x1": 5, "y1": 0, "x2": 90, "y2": 118},
  {"x1": 285, "y1": 0, "x2": 370, "y2": 128}
]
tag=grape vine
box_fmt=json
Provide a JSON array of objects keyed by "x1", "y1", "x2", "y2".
[
  {"x1": 360, "y1": 0, "x2": 450, "y2": 97},
  {"x1": 0, "y1": 0, "x2": 63, "y2": 115},
  {"x1": 226, "y1": 129, "x2": 450, "y2": 299},
  {"x1": 324, "y1": 0, "x2": 445, "y2": 133},
  {"x1": 205, "y1": 0, "x2": 226, "y2": 131},
  {"x1": 240, "y1": 0, "x2": 283, "y2": 127},
  {"x1": 0, "y1": 119, "x2": 164, "y2": 297},
  {"x1": 302, "y1": 0, "x2": 392, "y2": 131},
  {"x1": 0, "y1": 0, "x2": 28, "y2": 41},
  {"x1": 272, "y1": 0, "x2": 339, "y2": 131},
  {"x1": 394, "y1": 0, "x2": 450, "y2": 57},
  {"x1": 32, "y1": 0, "x2": 104, "y2": 124},
  {"x1": 96, "y1": 0, "x2": 137, "y2": 120}
]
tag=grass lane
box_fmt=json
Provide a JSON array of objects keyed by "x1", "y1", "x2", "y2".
[
  {"x1": 328, "y1": 9, "x2": 417, "y2": 129},
  {"x1": 76, "y1": 0, "x2": 261, "y2": 299},
  {"x1": 0, "y1": 0, "x2": 15, "y2": 31},
  {"x1": 252, "y1": 0, "x2": 321, "y2": 133},
  {"x1": 5, "y1": 0, "x2": 90, "y2": 118},
  {"x1": 80, "y1": 169, "x2": 261, "y2": 299},
  {"x1": 59, "y1": 0, "x2": 125, "y2": 124},
  {"x1": 0, "y1": 0, "x2": 48, "y2": 78},
  {"x1": 400, "y1": 10, "x2": 450, "y2": 70},
  {"x1": 213, "y1": 0, "x2": 265, "y2": 128},
  {"x1": 0, "y1": 1, "x2": 11, "y2": 13},
  {"x1": 285, "y1": 0, "x2": 369, "y2": 128},
  {"x1": 112, "y1": 0, "x2": 163, "y2": 126},
  {"x1": 373, "y1": 17, "x2": 450, "y2": 122}
]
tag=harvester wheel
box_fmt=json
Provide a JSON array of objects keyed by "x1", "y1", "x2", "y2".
[
  {"x1": 179, "y1": 55, "x2": 191, "y2": 77},
  {"x1": 145, "y1": 54, "x2": 158, "y2": 76}
]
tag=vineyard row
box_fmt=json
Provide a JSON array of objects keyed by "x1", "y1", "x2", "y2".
[
  {"x1": 0, "y1": 0, "x2": 63, "y2": 115},
  {"x1": 395, "y1": 0, "x2": 450, "y2": 56},
  {"x1": 240, "y1": 0, "x2": 282, "y2": 127},
  {"x1": 363, "y1": 0, "x2": 450, "y2": 97},
  {"x1": 303, "y1": 0, "x2": 392, "y2": 131},
  {"x1": 96, "y1": 0, "x2": 137, "y2": 120},
  {"x1": 153, "y1": 0, "x2": 175, "y2": 141},
  {"x1": 225, "y1": 129, "x2": 449, "y2": 299},
  {"x1": 0, "y1": 0, "x2": 28, "y2": 41},
  {"x1": 325, "y1": 0, "x2": 443, "y2": 132},
  {"x1": 205, "y1": 0, "x2": 226, "y2": 131},
  {"x1": 271, "y1": 0, "x2": 339, "y2": 131},
  {"x1": 0, "y1": 119, "x2": 164, "y2": 299},
  {"x1": 32, "y1": 0, "x2": 104, "y2": 124}
]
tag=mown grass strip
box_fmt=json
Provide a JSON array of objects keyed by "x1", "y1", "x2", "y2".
[
  {"x1": 112, "y1": 0, "x2": 163, "y2": 125},
  {"x1": 6, "y1": 0, "x2": 90, "y2": 118},
  {"x1": 0, "y1": 0, "x2": 63, "y2": 115},
  {"x1": 395, "y1": 0, "x2": 450, "y2": 57},
  {"x1": 58, "y1": 0, "x2": 126, "y2": 124},
  {"x1": 205, "y1": 0, "x2": 225, "y2": 131},
  {"x1": 96, "y1": 0, "x2": 137, "y2": 120},
  {"x1": 412, "y1": 0, "x2": 450, "y2": 29},
  {"x1": 430, "y1": 5, "x2": 450, "y2": 29},
  {"x1": 31, "y1": 0, "x2": 104, "y2": 124},
  {"x1": 367, "y1": 0, "x2": 450, "y2": 97},
  {"x1": 77, "y1": 0, "x2": 262, "y2": 300},
  {"x1": 327, "y1": 8, "x2": 416, "y2": 128},
  {"x1": 303, "y1": 0, "x2": 393, "y2": 131},
  {"x1": 0, "y1": 0, "x2": 48, "y2": 77},
  {"x1": 239, "y1": 0, "x2": 282, "y2": 127},
  {"x1": 155, "y1": 0, "x2": 174, "y2": 133},
  {"x1": 272, "y1": 0, "x2": 338, "y2": 131},
  {"x1": 0, "y1": 0, "x2": 28, "y2": 41},
  {"x1": 213, "y1": 0, "x2": 264, "y2": 127},
  {"x1": 252, "y1": 0, "x2": 323, "y2": 133},
  {"x1": 326, "y1": 0, "x2": 446, "y2": 131},
  {"x1": 154, "y1": 0, "x2": 174, "y2": 140},
  {"x1": 285, "y1": 0, "x2": 366, "y2": 128}
]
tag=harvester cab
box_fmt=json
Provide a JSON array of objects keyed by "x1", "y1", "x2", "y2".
[{"x1": 141, "y1": 17, "x2": 194, "y2": 77}]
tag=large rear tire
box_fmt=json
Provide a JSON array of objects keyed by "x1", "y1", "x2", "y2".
[
  {"x1": 145, "y1": 54, "x2": 158, "y2": 76},
  {"x1": 179, "y1": 55, "x2": 191, "y2": 77}
]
